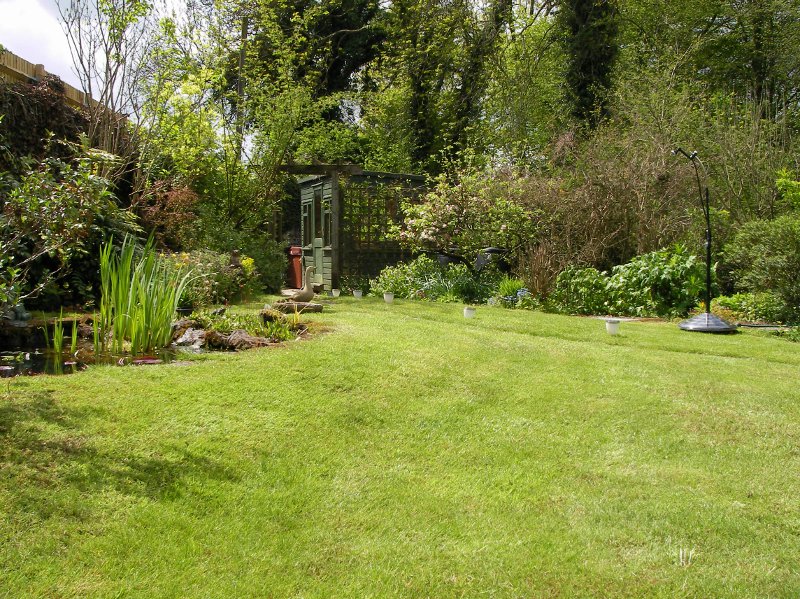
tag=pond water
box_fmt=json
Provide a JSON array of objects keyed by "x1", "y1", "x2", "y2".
[
  {"x1": 0, "y1": 347, "x2": 189, "y2": 378},
  {"x1": 0, "y1": 351, "x2": 87, "y2": 377}
]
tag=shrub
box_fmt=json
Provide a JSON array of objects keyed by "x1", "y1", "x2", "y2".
[
  {"x1": 773, "y1": 327, "x2": 800, "y2": 343},
  {"x1": 397, "y1": 167, "x2": 540, "y2": 264},
  {"x1": 238, "y1": 237, "x2": 286, "y2": 293},
  {"x1": 1, "y1": 141, "x2": 138, "y2": 312},
  {"x1": 201, "y1": 226, "x2": 286, "y2": 293},
  {"x1": 370, "y1": 255, "x2": 497, "y2": 304},
  {"x1": 136, "y1": 184, "x2": 200, "y2": 250},
  {"x1": 340, "y1": 273, "x2": 372, "y2": 294},
  {"x1": 546, "y1": 246, "x2": 706, "y2": 318},
  {"x1": 712, "y1": 292, "x2": 790, "y2": 324},
  {"x1": 605, "y1": 245, "x2": 705, "y2": 318},
  {"x1": 546, "y1": 266, "x2": 608, "y2": 315},
  {"x1": 724, "y1": 215, "x2": 800, "y2": 322},
  {"x1": 168, "y1": 250, "x2": 262, "y2": 309},
  {"x1": 494, "y1": 276, "x2": 528, "y2": 308}
]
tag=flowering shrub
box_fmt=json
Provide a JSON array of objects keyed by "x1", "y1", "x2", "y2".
[
  {"x1": 397, "y1": 168, "x2": 539, "y2": 263},
  {"x1": 167, "y1": 250, "x2": 262, "y2": 308}
]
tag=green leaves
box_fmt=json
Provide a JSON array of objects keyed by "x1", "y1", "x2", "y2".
[
  {"x1": 369, "y1": 255, "x2": 498, "y2": 304},
  {"x1": 724, "y1": 215, "x2": 800, "y2": 322},
  {"x1": 1, "y1": 144, "x2": 133, "y2": 313},
  {"x1": 548, "y1": 246, "x2": 707, "y2": 318},
  {"x1": 398, "y1": 167, "x2": 539, "y2": 263}
]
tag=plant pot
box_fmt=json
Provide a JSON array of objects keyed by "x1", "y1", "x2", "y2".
[
  {"x1": 605, "y1": 318, "x2": 620, "y2": 335},
  {"x1": 331, "y1": 289, "x2": 340, "y2": 298},
  {"x1": 383, "y1": 292, "x2": 394, "y2": 304},
  {"x1": 463, "y1": 306, "x2": 476, "y2": 318},
  {"x1": 353, "y1": 290, "x2": 363, "y2": 299}
]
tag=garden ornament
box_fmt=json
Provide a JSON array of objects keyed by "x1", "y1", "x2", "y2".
[{"x1": 290, "y1": 266, "x2": 316, "y2": 302}]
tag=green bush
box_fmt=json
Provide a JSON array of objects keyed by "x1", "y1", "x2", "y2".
[
  {"x1": 370, "y1": 256, "x2": 497, "y2": 304},
  {"x1": 1, "y1": 143, "x2": 137, "y2": 312},
  {"x1": 493, "y1": 276, "x2": 529, "y2": 308},
  {"x1": 200, "y1": 225, "x2": 286, "y2": 293},
  {"x1": 546, "y1": 266, "x2": 608, "y2": 315},
  {"x1": 773, "y1": 327, "x2": 800, "y2": 343},
  {"x1": 713, "y1": 292, "x2": 789, "y2": 324},
  {"x1": 605, "y1": 245, "x2": 705, "y2": 318},
  {"x1": 339, "y1": 273, "x2": 372, "y2": 294},
  {"x1": 238, "y1": 237, "x2": 286, "y2": 292},
  {"x1": 168, "y1": 250, "x2": 262, "y2": 309},
  {"x1": 546, "y1": 246, "x2": 706, "y2": 318},
  {"x1": 724, "y1": 215, "x2": 800, "y2": 322}
]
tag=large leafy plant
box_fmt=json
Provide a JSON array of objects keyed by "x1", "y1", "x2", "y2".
[
  {"x1": 723, "y1": 214, "x2": 800, "y2": 321},
  {"x1": 605, "y1": 245, "x2": 706, "y2": 317},
  {"x1": 547, "y1": 246, "x2": 706, "y2": 318}
]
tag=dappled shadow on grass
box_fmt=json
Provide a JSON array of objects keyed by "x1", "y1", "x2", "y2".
[{"x1": 0, "y1": 387, "x2": 240, "y2": 522}]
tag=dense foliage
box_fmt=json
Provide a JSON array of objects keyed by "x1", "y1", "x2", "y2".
[
  {"x1": 546, "y1": 246, "x2": 706, "y2": 318},
  {"x1": 712, "y1": 292, "x2": 789, "y2": 325},
  {"x1": 369, "y1": 256, "x2": 498, "y2": 304},
  {"x1": 167, "y1": 250, "x2": 263, "y2": 309},
  {"x1": 723, "y1": 215, "x2": 800, "y2": 322},
  {"x1": 397, "y1": 168, "x2": 538, "y2": 264},
  {"x1": 1, "y1": 142, "x2": 136, "y2": 313}
]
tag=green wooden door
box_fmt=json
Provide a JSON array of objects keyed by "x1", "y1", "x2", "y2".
[{"x1": 301, "y1": 182, "x2": 332, "y2": 288}]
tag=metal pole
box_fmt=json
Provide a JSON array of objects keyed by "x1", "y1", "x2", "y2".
[{"x1": 671, "y1": 148, "x2": 736, "y2": 333}]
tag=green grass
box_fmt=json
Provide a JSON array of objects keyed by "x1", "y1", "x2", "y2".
[{"x1": 2, "y1": 298, "x2": 800, "y2": 597}]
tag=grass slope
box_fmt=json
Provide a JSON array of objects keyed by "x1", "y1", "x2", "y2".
[{"x1": 2, "y1": 299, "x2": 799, "y2": 597}]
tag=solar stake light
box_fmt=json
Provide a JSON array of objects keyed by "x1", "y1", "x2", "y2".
[{"x1": 671, "y1": 149, "x2": 737, "y2": 334}]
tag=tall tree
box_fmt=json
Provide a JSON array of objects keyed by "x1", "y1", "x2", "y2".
[
  {"x1": 557, "y1": 0, "x2": 619, "y2": 127},
  {"x1": 380, "y1": 0, "x2": 514, "y2": 172}
]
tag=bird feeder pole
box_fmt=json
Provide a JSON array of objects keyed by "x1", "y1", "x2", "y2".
[{"x1": 671, "y1": 148, "x2": 737, "y2": 333}]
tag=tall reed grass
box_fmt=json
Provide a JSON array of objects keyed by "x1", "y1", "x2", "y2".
[
  {"x1": 98, "y1": 236, "x2": 191, "y2": 355},
  {"x1": 52, "y1": 309, "x2": 65, "y2": 355}
]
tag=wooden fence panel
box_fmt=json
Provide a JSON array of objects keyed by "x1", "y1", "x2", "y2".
[{"x1": 0, "y1": 49, "x2": 88, "y2": 109}]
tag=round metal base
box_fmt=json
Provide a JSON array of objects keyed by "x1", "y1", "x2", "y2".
[{"x1": 679, "y1": 313, "x2": 738, "y2": 334}]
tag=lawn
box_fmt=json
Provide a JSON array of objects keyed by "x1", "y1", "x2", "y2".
[{"x1": 2, "y1": 298, "x2": 799, "y2": 597}]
